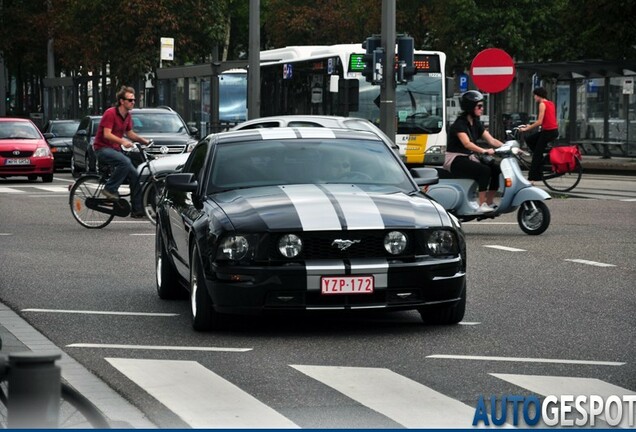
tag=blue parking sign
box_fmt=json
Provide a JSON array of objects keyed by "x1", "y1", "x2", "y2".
[{"x1": 459, "y1": 74, "x2": 468, "y2": 92}]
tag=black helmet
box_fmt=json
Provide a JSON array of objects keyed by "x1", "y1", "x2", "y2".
[{"x1": 460, "y1": 90, "x2": 485, "y2": 113}]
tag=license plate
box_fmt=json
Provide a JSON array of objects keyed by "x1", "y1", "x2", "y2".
[
  {"x1": 5, "y1": 158, "x2": 30, "y2": 165},
  {"x1": 321, "y1": 276, "x2": 374, "y2": 295}
]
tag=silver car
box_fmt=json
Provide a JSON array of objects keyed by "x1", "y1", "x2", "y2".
[{"x1": 138, "y1": 115, "x2": 401, "y2": 179}]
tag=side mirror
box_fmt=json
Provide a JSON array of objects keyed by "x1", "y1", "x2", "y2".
[
  {"x1": 410, "y1": 167, "x2": 439, "y2": 186},
  {"x1": 75, "y1": 129, "x2": 88, "y2": 138},
  {"x1": 43, "y1": 132, "x2": 55, "y2": 139},
  {"x1": 165, "y1": 173, "x2": 198, "y2": 192}
]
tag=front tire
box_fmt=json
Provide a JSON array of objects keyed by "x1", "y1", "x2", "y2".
[
  {"x1": 190, "y1": 246, "x2": 222, "y2": 331},
  {"x1": 419, "y1": 281, "x2": 466, "y2": 325},
  {"x1": 517, "y1": 200, "x2": 550, "y2": 235},
  {"x1": 155, "y1": 222, "x2": 185, "y2": 299},
  {"x1": 142, "y1": 179, "x2": 163, "y2": 226},
  {"x1": 42, "y1": 173, "x2": 54, "y2": 183}
]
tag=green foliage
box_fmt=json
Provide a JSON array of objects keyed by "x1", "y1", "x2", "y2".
[{"x1": 1, "y1": 0, "x2": 634, "y2": 110}]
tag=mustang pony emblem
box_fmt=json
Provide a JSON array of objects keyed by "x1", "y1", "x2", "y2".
[{"x1": 331, "y1": 239, "x2": 361, "y2": 251}]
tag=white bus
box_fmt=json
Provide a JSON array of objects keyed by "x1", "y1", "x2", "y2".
[{"x1": 259, "y1": 44, "x2": 447, "y2": 164}]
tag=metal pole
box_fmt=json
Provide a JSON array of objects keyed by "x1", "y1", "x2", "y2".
[
  {"x1": 380, "y1": 0, "x2": 396, "y2": 141},
  {"x1": 7, "y1": 351, "x2": 61, "y2": 428},
  {"x1": 247, "y1": 0, "x2": 260, "y2": 119}
]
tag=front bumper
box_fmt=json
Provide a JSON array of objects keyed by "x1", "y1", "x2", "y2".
[{"x1": 207, "y1": 257, "x2": 465, "y2": 315}]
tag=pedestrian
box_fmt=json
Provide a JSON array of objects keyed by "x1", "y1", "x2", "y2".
[
  {"x1": 93, "y1": 86, "x2": 150, "y2": 218},
  {"x1": 444, "y1": 90, "x2": 503, "y2": 213},
  {"x1": 519, "y1": 87, "x2": 559, "y2": 183}
]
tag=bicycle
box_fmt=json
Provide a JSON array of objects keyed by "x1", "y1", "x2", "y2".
[
  {"x1": 512, "y1": 127, "x2": 583, "y2": 192},
  {"x1": 69, "y1": 141, "x2": 165, "y2": 228},
  {"x1": 0, "y1": 339, "x2": 110, "y2": 428}
]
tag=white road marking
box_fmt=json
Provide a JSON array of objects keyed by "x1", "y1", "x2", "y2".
[
  {"x1": 130, "y1": 233, "x2": 154, "y2": 236},
  {"x1": 565, "y1": 259, "x2": 616, "y2": 267},
  {"x1": 68, "y1": 343, "x2": 251, "y2": 352},
  {"x1": 492, "y1": 374, "x2": 636, "y2": 428},
  {"x1": 426, "y1": 354, "x2": 625, "y2": 366},
  {"x1": 483, "y1": 245, "x2": 527, "y2": 252},
  {"x1": 459, "y1": 321, "x2": 481, "y2": 325},
  {"x1": 22, "y1": 308, "x2": 177, "y2": 316},
  {"x1": 620, "y1": 198, "x2": 636, "y2": 202},
  {"x1": 463, "y1": 222, "x2": 518, "y2": 225},
  {"x1": 0, "y1": 187, "x2": 23, "y2": 193},
  {"x1": 0, "y1": 233, "x2": 12, "y2": 236},
  {"x1": 106, "y1": 358, "x2": 298, "y2": 428},
  {"x1": 291, "y1": 364, "x2": 478, "y2": 428},
  {"x1": 32, "y1": 186, "x2": 69, "y2": 192}
]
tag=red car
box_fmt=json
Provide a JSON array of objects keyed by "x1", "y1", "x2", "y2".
[{"x1": 0, "y1": 118, "x2": 54, "y2": 182}]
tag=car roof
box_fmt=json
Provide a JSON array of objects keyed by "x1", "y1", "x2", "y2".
[
  {"x1": 0, "y1": 117, "x2": 33, "y2": 123},
  {"x1": 213, "y1": 126, "x2": 382, "y2": 145},
  {"x1": 131, "y1": 107, "x2": 179, "y2": 114}
]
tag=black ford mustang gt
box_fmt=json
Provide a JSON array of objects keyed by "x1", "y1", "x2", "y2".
[{"x1": 155, "y1": 127, "x2": 467, "y2": 331}]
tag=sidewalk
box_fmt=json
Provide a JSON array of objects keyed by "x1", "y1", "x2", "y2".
[
  {"x1": 0, "y1": 302, "x2": 155, "y2": 428},
  {"x1": 579, "y1": 155, "x2": 636, "y2": 174}
]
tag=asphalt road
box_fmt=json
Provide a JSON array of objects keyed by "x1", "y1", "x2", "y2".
[{"x1": 0, "y1": 172, "x2": 634, "y2": 428}]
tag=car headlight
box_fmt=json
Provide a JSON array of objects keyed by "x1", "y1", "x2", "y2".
[
  {"x1": 33, "y1": 147, "x2": 52, "y2": 157},
  {"x1": 426, "y1": 230, "x2": 457, "y2": 256},
  {"x1": 278, "y1": 234, "x2": 302, "y2": 258},
  {"x1": 186, "y1": 140, "x2": 198, "y2": 152},
  {"x1": 384, "y1": 231, "x2": 407, "y2": 255},
  {"x1": 218, "y1": 235, "x2": 250, "y2": 260}
]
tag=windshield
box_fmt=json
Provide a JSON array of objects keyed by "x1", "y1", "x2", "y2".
[
  {"x1": 354, "y1": 73, "x2": 444, "y2": 135},
  {"x1": 0, "y1": 121, "x2": 41, "y2": 139},
  {"x1": 48, "y1": 121, "x2": 80, "y2": 137},
  {"x1": 207, "y1": 137, "x2": 414, "y2": 194},
  {"x1": 132, "y1": 112, "x2": 187, "y2": 133}
]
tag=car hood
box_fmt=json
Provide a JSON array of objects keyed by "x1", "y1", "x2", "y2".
[
  {"x1": 142, "y1": 132, "x2": 195, "y2": 146},
  {"x1": 211, "y1": 184, "x2": 443, "y2": 232},
  {"x1": 0, "y1": 139, "x2": 45, "y2": 151},
  {"x1": 46, "y1": 137, "x2": 73, "y2": 147},
  {"x1": 141, "y1": 153, "x2": 189, "y2": 175}
]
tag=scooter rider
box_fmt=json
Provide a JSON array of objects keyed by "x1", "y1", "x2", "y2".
[{"x1": 444, "y1": 90, "x2": 504, "y2": 213}]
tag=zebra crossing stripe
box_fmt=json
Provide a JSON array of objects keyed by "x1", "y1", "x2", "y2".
[
  {"x1": 0, "y1": 187, "x2": 23, "y2": 193},
  {"x1": 492, "y1": 373, "x2": 636, "y2": 428},
  {"x1": 291, "y1": 364, "x2": 478, "y2": 428},
  {"x1": 105, "y1": 358, "x2": 299, "y2": 428}
]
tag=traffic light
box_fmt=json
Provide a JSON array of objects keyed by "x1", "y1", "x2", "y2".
[
  {"x1": 397, "y1": 35, "x2": 416, "y2": 83},
  {"x1": 362, "y1": 36, "x2": 381, "y2": 83},
  {"x1": 372, "y1": 47, "x2": 385, "y2": 85}
]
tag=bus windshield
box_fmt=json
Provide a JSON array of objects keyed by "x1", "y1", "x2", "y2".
[{"x1": 356, "y1": 74, "x2": 444, "y2": 135}]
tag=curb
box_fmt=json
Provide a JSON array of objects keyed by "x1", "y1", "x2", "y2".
[{"x1": 0, "y1": 302, "x2": 155, "y2": 429}]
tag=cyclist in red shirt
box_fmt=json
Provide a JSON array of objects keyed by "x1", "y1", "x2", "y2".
[
  {"x1": 520, "y1": 87, "x2": 559, "y2": 183},
  {"x1": 93, "y1": 86, "x2": 150, "y2": 218}
]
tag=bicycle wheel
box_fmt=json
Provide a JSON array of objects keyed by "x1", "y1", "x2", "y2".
[
  {"x1": 0, "y1": 380, "x2": 110, "y2": 428},
  {"x1": 142, "y1": 178, "x2": 163, "y2": 226},
  {"x1": 541, "y1": 158, "x2": 582, "y2": 192},
  {"x1": 69, "y1": 174, "x2": 115, "y2": 229}
]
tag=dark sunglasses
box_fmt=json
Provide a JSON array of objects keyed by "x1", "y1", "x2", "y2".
[
  {"x1": 476, "y1": 104, "x2": 484, "y2": 109},
  {"x1": 124, "y1": 98, "x2": 136, "y2": 102}
]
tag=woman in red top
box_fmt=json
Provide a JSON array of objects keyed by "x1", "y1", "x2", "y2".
[{"x1": 520, "y1": 87, "x2": 559, "y2": 182}]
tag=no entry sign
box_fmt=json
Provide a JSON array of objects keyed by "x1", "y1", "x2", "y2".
[{"x1": 470, "y1": 48, "x2": 515, "y2": 93}]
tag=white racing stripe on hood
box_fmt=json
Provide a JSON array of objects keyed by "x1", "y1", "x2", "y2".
[
  {"x1": 280, "y1": 184, "x2": 341, "y2": 231},
  {"x1": 324, "y1": 184, "x2": 385, "y2": 230},
  {"x1": 257, "y1": 129, "x2": 297, "y2": 139},
  {"x1": 297, "y1": 128, "x2": 336, "y2": 139}
]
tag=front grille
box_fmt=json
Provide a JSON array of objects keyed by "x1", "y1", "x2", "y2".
[
  {"x1": 264, "y1": 230, "x2": 417, "y2": 260},
  {"x1": 0, "y1": 165, "x2": 35, "y2": 172},
  {"x1": 1, "y1": 150, "x2": 33, "y2": 157},
  {"x1": 146, "y1": 145, "x2": 187, "y2": 156}
]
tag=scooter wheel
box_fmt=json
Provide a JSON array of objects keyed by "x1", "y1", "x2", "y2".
[{"x1": 517, "y1": 200, "x2": 550, "y2": 235}]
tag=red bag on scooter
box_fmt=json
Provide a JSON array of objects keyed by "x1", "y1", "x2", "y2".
[{"x1": 550, "y1": 145, "x2": 580, "y2": 174}]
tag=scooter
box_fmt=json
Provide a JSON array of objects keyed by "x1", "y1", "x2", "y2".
[{"x1": 411, "y1": 131, "x2": 551, "y2": 235}]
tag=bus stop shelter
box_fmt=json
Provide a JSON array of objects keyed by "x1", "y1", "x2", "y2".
[{"x1": 516, "y1": 59, "x2": 636, "y2": 157}]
